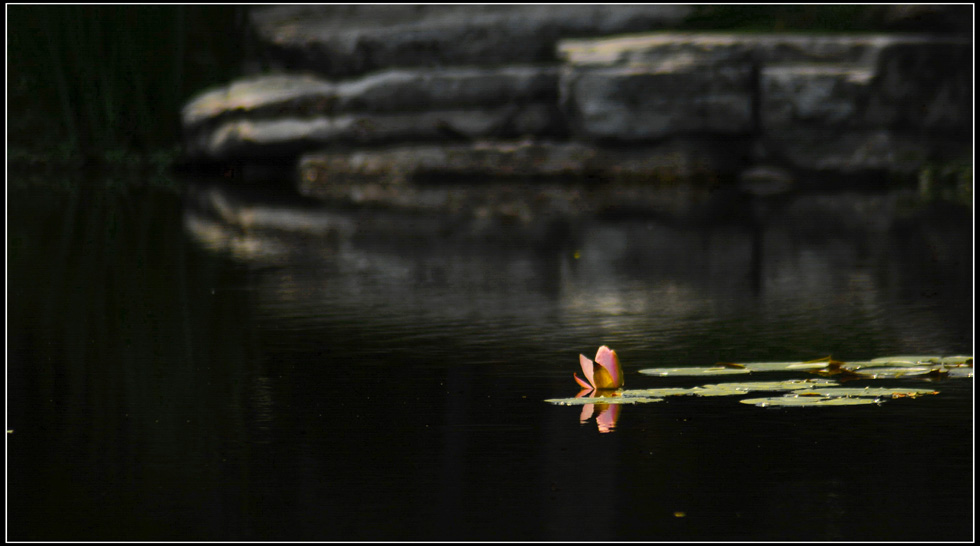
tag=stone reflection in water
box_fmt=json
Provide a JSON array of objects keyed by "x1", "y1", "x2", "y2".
[{"x1": 183, "y1": 180, "x2": 972, "y2": 366}]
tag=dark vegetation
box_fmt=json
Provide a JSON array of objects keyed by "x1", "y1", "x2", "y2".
[{"x1": 7, "y1": 6, "x2": 249, "y2": 175}]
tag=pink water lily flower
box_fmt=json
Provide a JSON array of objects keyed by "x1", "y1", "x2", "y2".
[{"x1": 574, "y1": 345, "x2": 624, "y2": 391}]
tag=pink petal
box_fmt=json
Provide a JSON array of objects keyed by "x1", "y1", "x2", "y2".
[
  {"x1": 578, "y1": 353, "x2": 596, "y2": 388},
  {"x1": 573, "y1": 373, "x2": 593, "y2": 390},
  {"x1": 579, "y1": 404, "x2": 595, "y2": 423},
  {"x1": 594, "y1": 345, "x2": 624, "y2": 388}
]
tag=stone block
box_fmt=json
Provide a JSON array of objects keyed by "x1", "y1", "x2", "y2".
[
  {"x1": 760, "y1": 39, "x2": 971, "y2": 133},
  {"x1": 560, "y1": 63, "x2": 754, "y2": 141},
  {"x1": 559, "y1": 31, "x2": 971, "y2": 171},
  {"x1": 182, "y1": 66, "x2": 561, "y2": 130},
  {"x1": 250, "y1": 5, "x2": 693, "y2": 77},
  {"x1": 180, "y1": 66, "x2": 568, "y2": 160},
  {"x1": 558, "y1": 33, "x2": 882, "y2": 69},
  {"x1": 184, "y1": 105, "x2": 565, "y2": 160},
  {"x1": 761, "y1": 65, "x2": 874, "y2": 129},
  {"x1": 865, "y1": 40, "x2": 972, "y2": 131},
  {"x1": 182, "y1": 74, "x2": 336, "y2": 131}
]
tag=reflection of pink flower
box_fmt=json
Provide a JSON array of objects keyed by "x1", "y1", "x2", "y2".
[
  {"x1": 576, "y1": 390, "x2": 621, "y2": 433},
  {"x1": 574, "y1": 346, "x2": 624, "y2": 391}
]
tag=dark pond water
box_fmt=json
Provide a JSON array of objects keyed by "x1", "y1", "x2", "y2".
[{"x1": 7, "y1": 173, "x2": 974, "y2": 541}]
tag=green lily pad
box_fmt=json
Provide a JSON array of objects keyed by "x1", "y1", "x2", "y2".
[
  {"x1": 740, "y1": 395, "x2": 882, "y2": 407},
  {"x1": 691, "y1": 379, "x2": 840, "y2": 396},
  {"x1": 638, "y1": 366, "x2": 752, "y2": 377},
  {"x1": 793, "y1": 387, "x2": 940, "y2": 398},
  {"x1": 947, "y1": 367, "x2": 974, "y2": 378},
  {"x1": 552, "y1": 354, "x2": 972, "y2": 417},
  {"x1": 637, "y1": 356, "x2": 974, "y2": 379},
  {"x1": 938, "y1": 355, "x2": 974, "y2": 367},
  {"x1": 620, "y1": 387, "x2": 702, "y2": 398},
  {"x1": 870, "y1": 355, "x2": 942, "y2": 365},
  {"x1": 559, "y1": 380, "x2": 843, "y2": 403},
  {"x1": 842, "y1": 366, "x2": 940, "y2": 378},
  {"x1": 740, "y1": 361, "x2": 830, "y2": 372},
  {"x1": 545, "y1": 395, "x2": 665, "y2": 406}
]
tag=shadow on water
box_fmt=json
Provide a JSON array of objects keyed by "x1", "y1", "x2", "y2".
[
  {"x1": 7, "y1": 173, "x2": 973, "y2": 540},
  {"x1": 8, "y1": 174, "x2": 261, "y2": 538}
]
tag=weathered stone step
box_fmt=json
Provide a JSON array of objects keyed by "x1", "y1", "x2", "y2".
[
  {"x1": 180, "y1": 28, "x2": 970, "y2": 180},
  {"x1": 760, "y1": 64, "x2": 875, "y2": 128},
  {"x1": 559, "y1": 32, "x2": 971, "y2": 141},
  {"x1": 183, "y1": 66, "x2": 561, "y2": 129},
  {"x1": 558, "y1": 32, "x2": 906, "y2": 68},
  {"x1": 250, "y1": 5, "x2": 692, "y2": 77},
  {"x1": 184, "y1": 105, "x2": 564, "y2": 161},
  {"x1": 181, "y1": 66, "x2": 565, "y2": 160}
]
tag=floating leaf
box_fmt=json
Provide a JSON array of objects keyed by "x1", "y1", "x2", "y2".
[
  {"x1": 739, "y1": 395, "x2": 881, "y2": 407},
  {"x1": 638, "y1": 366, "x2": 751, "y2": 377},
  {"x1": 843, "y1": 366, "x2": 940, "y2": 378},
  {"x1": 870, "y1": 355, "x2": 942, "y2": 365},
  {"x1": 946, "y1": 367, "x2": 973, "y2": 378},
  {"x1": 691, "y1": 379, "x2": 839, "y2": 396},
  {"x1": 638, "y1": 356, "x2": 975, "y2": 379},
  {"x1": 553, "y1": 354, "x2": 972, "y2": 424},
  {"x1": 570, "y1": 380, "x2": 844, "y2": 401},
  {"x1": 621, "y1": 387, "x2": 701, "y2": 398},
  {"x1": 938, "y1": 355, "x2": 973, "y2": 367},
  {"x1": 800, "y1": 367, "x2": 868, "y2": 381},
  {"x1": 850, "y1": 360, "x2": 931, "y2": 369},
  {"x1": 793, "y1": 387, "x2": 940, "y2": 398},
  {"x1": 545, "y1": 395, "x2": 664, "y2": 406},
  {"x1": 741, "y1": 361, "x2": 830, "y2": 372}
]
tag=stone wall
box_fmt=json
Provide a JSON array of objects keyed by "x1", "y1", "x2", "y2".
[{"x1": 179, "y1": 6, "x2": 971, "y2": 218}]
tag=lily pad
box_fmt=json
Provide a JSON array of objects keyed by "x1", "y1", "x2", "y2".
[
  {"x1": 946, "y1": 367, "x2": 973, "y2": 378},
  {"x1": 793, "y1": 387, "x2": 940, "y2": 398},
  {"x1": 691, "y1": 379, "x2": 839, "y2": 396},
  {"x1": 851, "y1": 359, "x2": 932, "y2": 368},
  {"x1": 553, "y1": 353, "x2": 972, "y2": 421},
  {"x1": 739, "y1": 395, "x2": 881, "y2": 407},
  {"x1": 545, "y1": 395, "x2": 665, "y2": 406},
  {"x1": 620, "y1": 387, "x2": 702, "y2": 398},
  {"x1": 637, "y1": 366, "x2": 751, "y2": 377},
  {"x1": 869, "y1": 355, "x2": 944, "y2": 365},
  {"x1": 842, "y1": 366, "x2": 941, "y2": 378},
  {"x1": 938, "y1": 355, "x2": 973, "y2": 367},
  {"x1": 637, "y1": 356, "x2": 974, "y2": 379},
  {"x1": 738, "y1": 361, "x2": 831, "y2": 372},
  {"x1": 566, "y1": 380, "x2": 844, "y2": 402}
]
